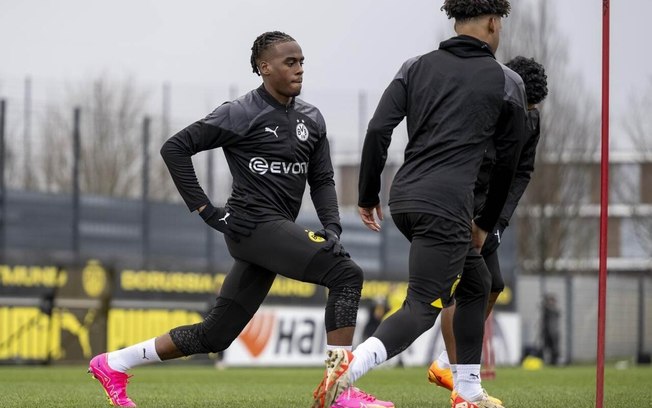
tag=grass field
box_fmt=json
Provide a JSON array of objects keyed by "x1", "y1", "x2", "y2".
[{"x1": 0, "y1": 364, "x2": 649, "y2": 407}]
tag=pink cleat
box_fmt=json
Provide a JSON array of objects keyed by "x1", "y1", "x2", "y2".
[
  {"x1": 330, "y1": 387, "x2": 395, "y2": 408},
  {"x1": 88, "y1": 353, "x2": 136, "y2": 407}
]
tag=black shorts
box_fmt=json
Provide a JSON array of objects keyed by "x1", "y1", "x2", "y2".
[
  {"x1": 224, "y1": 219, "x2": 349, "y2": 286},
  {"x1": 391, "y1": 212, "x2": 471, "y2": 308}
]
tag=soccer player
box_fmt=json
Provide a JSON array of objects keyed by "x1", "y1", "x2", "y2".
[
  {"x1": 88, "y1": 31, "x2": 392, "y2": 408},
  {"x1": 312, "y1": 1, "x2": 527, "y2": 408},
  {"x1": 428, "y1": 56, "x2": 548, "y2": 397}
]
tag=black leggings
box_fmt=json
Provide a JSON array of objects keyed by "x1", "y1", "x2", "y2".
[
  {"x1": 372, "y1": 213, "x2": 490, "y2": 364},
  {"x1": 482, "y1": 248, "x2": 504, "y2": 293},
  {"x1": 169, "y1": 219, "x2": 363, "y2": 355}
]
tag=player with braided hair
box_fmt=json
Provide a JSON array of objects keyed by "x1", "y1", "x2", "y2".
[
  {"x1": 88, "y1": 31, "x2": 392, "y2": 408},
  {"x1": 314, "y1": 0, "x2": 527, "y2": 407},
  {"x1": 428, "y1": 56, "x2": 548, "y2": 404},
  {"x1": 250, "y1": 30, "x2": 295, "y2": 75}
]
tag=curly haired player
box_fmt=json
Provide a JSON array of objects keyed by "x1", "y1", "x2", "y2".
[
  {"x1": 428, "y1": 55, "x2": 548, "y2": 403},
  {"x1": 313, "y1": 1, "x2": 527, "y2": 407}
]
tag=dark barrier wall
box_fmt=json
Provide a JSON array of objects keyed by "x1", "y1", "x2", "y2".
[
  {"x1": 0, "y1": 261, "x2": 108, "y2": 362},
  {"x1": 0, "y1": 189, "x2": 517, "y2": 299},
  {"x1": 0, "y1": 259, "x2": 410, "y2": 363},
  {"x1": 0, "y1": 190, "x2": 518, "y2": 363}
]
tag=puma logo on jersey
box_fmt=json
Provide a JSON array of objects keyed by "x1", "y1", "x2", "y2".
[
  {"x1": 219, "y1": 212, "x2": 230, "y2": 224},
  {"x1": 264, "y1": 126, "x2": 279, "y2": 138},
  {"x1": 494, "y1": 229, "x2": 501, "y2": 243}
]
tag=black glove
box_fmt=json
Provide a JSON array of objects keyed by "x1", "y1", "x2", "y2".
[
  {"x1": 481, "y1": 223, "x2": 506, "y2": 256},
  {"x1": 314, "y1": 228, "x2": 350, "y2": 258},
  {"x1": 199, "y1": 203, "x2": 255, "y2": 243}
]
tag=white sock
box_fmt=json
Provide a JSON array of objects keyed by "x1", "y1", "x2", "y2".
[
  {"x1": 349, "y1": 337, "x2": 387, "y2": 383},
  {"x1": 107, "y1": 338, "x2": 161, "y2": 372},
  {"x1": 450, "y1": 364, "x2": 458, "y2": 389},
  {"x1": 437, "y1": 349, "x2": 450, "y2": 369},
  {"x1": 456, "y1": 364, "x2": 482, "y2": 401},
  {"x1": 326, "y1": 344, "x2": 352, "y2": 352}
]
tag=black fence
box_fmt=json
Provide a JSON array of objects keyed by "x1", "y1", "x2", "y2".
[
  {"x1": 0, "y1": 97, "x2": 518, "y2": 291},
  {"x1": 1, "y1": 188, "x2": 417, "y2": 280}
]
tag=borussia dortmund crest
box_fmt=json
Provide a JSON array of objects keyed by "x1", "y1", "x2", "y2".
[{"x1": 296, "y1": 119, "x2": 309, "y2": 141}]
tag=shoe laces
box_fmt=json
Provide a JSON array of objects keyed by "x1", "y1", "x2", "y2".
[
  {"x1": 111, "y1": 373, "x2": 132, "y2": 399},
  {"x1": 347, "y1": 387, "x2": 377, "y2": 401},
  {"x1": 313, "y1": 377, "x2": 326, "y2": 399}
]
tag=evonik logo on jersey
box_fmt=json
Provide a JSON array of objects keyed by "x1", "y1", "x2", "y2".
[{"x1": 249, "y1": 157, "x2": 308, "y2": 175}]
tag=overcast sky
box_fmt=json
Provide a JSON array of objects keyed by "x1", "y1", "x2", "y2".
[{"x1": 1, "y1": 0, "x2": 650, "y2": 151}]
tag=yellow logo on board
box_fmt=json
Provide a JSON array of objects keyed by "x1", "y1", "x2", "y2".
[{"x1": 82, "y1": 260, "x2": 107, "y2": 298}]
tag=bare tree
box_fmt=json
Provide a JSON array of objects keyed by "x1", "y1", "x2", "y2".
[
  {"x1": 1, "y1": 97, "x2": 21, "y2": 190},
  {"x1": 498, "y1": 0, "x2": 601, "y2": 274},
  {"x1": 620, "y1": 78, "x2": 652, "y2": 255},
  {"x1": 39, "y1": 76, "x2": 148, "y2": 197},
  {"x1": 147, "y1": 116, "x2": 181, "y2": 202}
]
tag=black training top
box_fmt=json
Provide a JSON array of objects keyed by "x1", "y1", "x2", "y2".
[
  {"x1": 358, "y1": 35, "x2": 527, "y2": 232},
  {"x1": 475, "y1": 108, "x2": 541, "y2": 230},
  {"x1": 161, "y1": 85, "x2": 342, "y2": 235}
]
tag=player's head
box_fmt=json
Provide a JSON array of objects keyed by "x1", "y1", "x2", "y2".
[
  {"x1": 441, "y1": 0, "x2": 511, "y2": 53},
  {"x1": 505, "y1": 56, "x2": 548, "y2": 109},
  {"x1": 250, "y1": 31, "x2": 303, "y2": 99}
]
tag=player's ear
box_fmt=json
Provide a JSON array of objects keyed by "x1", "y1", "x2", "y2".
[
  {"x1": 259, "y1": 60, "x2": 271, "y2": 77},
  {"x1": 488, "y1": 16, "x2": 499, "y2": 34}
]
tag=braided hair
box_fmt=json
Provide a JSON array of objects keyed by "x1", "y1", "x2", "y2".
[
  {"x1": 250, "y1": 31, "x2": 295, "y2": 76},
  {"x1": 505, "y1": 56, "x2": 548, "y2": 105},
  {"x1": 441, "y1": 0, "x2": 511, "y2": 21}
]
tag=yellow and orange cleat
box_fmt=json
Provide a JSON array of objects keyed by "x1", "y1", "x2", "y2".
[{"x1": 427, "y1": 360, "x2": 454, "y2": 391}]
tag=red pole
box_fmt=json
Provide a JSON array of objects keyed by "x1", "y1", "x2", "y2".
[{"x1": 597, "y1": 0, "x2": 610, "y2": 407}]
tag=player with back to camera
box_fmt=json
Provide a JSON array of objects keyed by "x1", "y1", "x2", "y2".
[
  {"x1": 428, "y1": 55, "x2": 549, "y2": 402},
  {"x1": 87, "y1": 31, "x2": 392, "y2": 408},
  {"x1": 311, "y1": 1, "x2": 528, "y2": 407}
]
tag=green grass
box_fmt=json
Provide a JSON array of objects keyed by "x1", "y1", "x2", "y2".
[{"x1": 0, "y1": 364, "x2": 648, "y2": 407}]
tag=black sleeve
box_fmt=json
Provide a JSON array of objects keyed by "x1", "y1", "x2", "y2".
[
  {"x1": 474, "y1": 100, "x2": 527, "y2": 232},
  {"x1": 308, "y1": 122, "x2": 342, "y2": 236},
  {"x1": 358, "y1": 63, "x2": 409, "y2": 207},
  {"x1": 498, "y1": 114, "x2": 541, "y2": 227},
  {"x1": 160, "y1": 103, "x2": 239, "y2": 212}
]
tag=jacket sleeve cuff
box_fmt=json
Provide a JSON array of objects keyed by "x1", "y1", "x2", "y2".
[{"x1": 325, "y1": 223, "x2": 342, "y2": 238}]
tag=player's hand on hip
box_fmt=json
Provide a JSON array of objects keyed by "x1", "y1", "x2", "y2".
[
  {"x1": 314, "y1": 228, "x2": 350, "y2": 258},
  {"x1": 471, "y1": 219, "x2": 488, "y2": 252},
  {"x1": 358, "y1": 204, "x2": 383, "y2": 232},
  {"x1": 199, "y1": 203, "x2": 255, "y2": 243}
]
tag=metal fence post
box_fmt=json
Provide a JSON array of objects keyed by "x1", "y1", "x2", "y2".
[
  {"x1": 205, "y1": 147, "x2": 214, "y2": 272},
  {"x1": 142, "y1": 116, "x2": 151, "y2": 269},
  {"x1": 0, "y1": 100, "x2": 6, "y2": 260},
  {"x1": 565, "y1": 270, "x2": 573, "y2": 364},
  {"x1": 72, "y1": 107, "x2": 81, "y2": 261},
  {"x1": 638, "y1": 273, "x2": 645, "y2": 362}
]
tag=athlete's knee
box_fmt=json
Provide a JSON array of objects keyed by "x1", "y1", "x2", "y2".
[
  {"x1": 403, "y1": 296, "x2": 440, "y2": 330},
  {"x1": 490, "y1": 282, "x2": 505, "y2": 294},
  {"x1": 324, "y1": 259, "x2": 363, "y2": 291},
  {"x1": 324, "y1": 260, "x2": 363, "y2": 331},
  {"x1": 491, "y1": 275, "x2": 505, "y2": 293}
]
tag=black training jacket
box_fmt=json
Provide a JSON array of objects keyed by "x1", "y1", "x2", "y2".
[
  {"x1": 358, "y1": 35, "x2": 527, "y2": 232},
  {"x1": 161, "y1": 85, "x2": 342, "y2": 234},
  {"x1": 474, "y1": 108, "x2": 541, "y2": 229}
]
